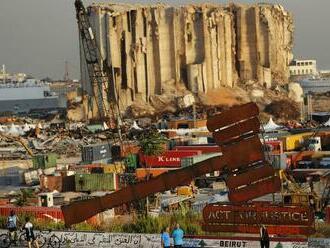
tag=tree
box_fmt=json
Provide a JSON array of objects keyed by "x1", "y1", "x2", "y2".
[{"x1": 137, "y1": 128, "x2": 167, "y2": 156}]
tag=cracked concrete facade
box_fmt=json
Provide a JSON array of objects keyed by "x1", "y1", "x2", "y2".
[{"x1": 80, "y1": 3, "x2": 293, "y2": 116}]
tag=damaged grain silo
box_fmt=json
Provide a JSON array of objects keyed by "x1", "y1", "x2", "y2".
[{"x1": 79, "y1": 2, "x2": 293, "y2": 118}]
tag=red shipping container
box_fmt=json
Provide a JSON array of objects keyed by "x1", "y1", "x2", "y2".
[
  {"x1": 264, "y1": 140, "x2": 283, "y2": 155},
  {"x1": 140, "y1": 150, "x2": 202, "y2": 167},
  {"x1": 174, "y1": 146, "x2": 221, "y2": 154}
]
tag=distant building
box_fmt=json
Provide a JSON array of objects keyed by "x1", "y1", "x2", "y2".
[
  {"x1": 289, "y1": 59, "x2": 317, "y2": 76},
  {"x1": 0, "y1": 65, "x2": 27, "y2": 83}
]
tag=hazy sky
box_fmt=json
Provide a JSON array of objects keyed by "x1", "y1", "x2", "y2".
[{"x1": 0, "y1": 0, "x2": 328, "y2": 80}]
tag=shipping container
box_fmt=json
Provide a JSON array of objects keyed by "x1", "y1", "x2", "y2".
[
  {"x1": 181, "y1": 153, "x2": 221, "y2": 167},
  {"x1": 187, "y1": 137, "x2": 208, "y2": 145},
  {"x1": 24, "y1": 170, "x2": 40, "y2": 185},
  {"x1": 267, "y1": 154, "x2": 287, "y2": 170},
  {"x1": 40, "y1": 175, "x2": 75, "y2": 192},
  {"x1": 32, "y1": 153, "x2": 57, "y2": 169},
  {"x1": 111, "y1": 142, "x2": 140, "y2": 160},
  {"x1": 280, "y1": 132, "x2": 313, "y2": 151},
  {"x1": 103, "y1": 163, "x2": 125, "y2": 174},
  {"x1": 82, "y1": 143, "x2": 112, "y2": 163},
  {"x1": 264, "y1": 140, "x2": 283, "y2": 155},
  {"x1": 326, "y1": 206, "x2": 330, "y2": 224},
  {"x1": 124, "y1": 154, "x2": 138, "y2": 170},
  {"x1": 140, "y1": 150, "x2": 202, "y2": 167},
  {"x1": 167, "y1": 119, "x2": 207, "y2": 129},
  {"x1": 75, "y1": 173, "x2": 117, "y2": 192},
  {"x1": 135, "y1": 168, "x2": 176, "y2": 181},
  {"x1": 174, "y1": 145, "x2": 221, "y2": 154}
]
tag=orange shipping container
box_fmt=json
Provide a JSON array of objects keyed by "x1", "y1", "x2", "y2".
[
  {"x1": 135, "y1": 168, "x2": 177, "y2": 181},
  {"x1": 111, "y1": 143, "x2": 141, "y2": 159}
]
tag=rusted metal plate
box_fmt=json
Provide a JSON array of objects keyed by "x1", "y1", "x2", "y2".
[
  {"x1": 207, "y1": 103, "x2": 259, "y2": 132},
  {"x1": 222, "y1": 135, "x2": 264, "y2": 170},
  {"x1": 228, "y1": 176, "x2": 281, "y2": 203},
  {"x1": 226, "y1": 164, "x2": 275, "y2": 189},
  {"x1": 202, "y1": 224, "x2": 315, "y2": 235},
  {"x1": 213, "y1": 117, "x2": 260, "y2": 145},
  {"x1": 61, "y1": 197, "x2": 103, "y2": 227},
  {"x1": 203, "y1": 204, "x2": 314, "y2": 226}
]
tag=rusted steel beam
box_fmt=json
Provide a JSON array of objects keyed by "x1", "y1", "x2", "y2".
[
  {"x1": 213, "y1": 117, "x2": 260, "y2": 145},
  {"x1": 207, "y1": 103, "x2": 259, "y2": 132},
  {"x1": 202, "y1": 224, "x2": 315, "y2": 235},
  {"x1": 203, "y1": 204, "x2": 314, "y2": 226},
  {"x1": 222, "y1": 135, "x2": 264, "y2": 170},
  {"x1": 62, "y1": 155, "x2": 226, "y2": 226},
  {"x1": 226, "y1": 164, "x2": 275, "y2": 189},
  {"x1": 228, "y1": 176, "x2": 281, "y2": 203}
]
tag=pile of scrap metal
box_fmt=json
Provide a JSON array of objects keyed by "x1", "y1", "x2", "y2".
[{"x1": 0, "y1": 122, "x2": 122, "y2": 159}]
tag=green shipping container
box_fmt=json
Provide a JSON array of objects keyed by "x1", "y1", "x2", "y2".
[
  {"x1": 75, "y1": 173, "x2": 116, "y2": 192},
  {"x1": 125, "y1": 154, "x2": 138, "y2": 170},
  {"x1": 32, "y1": 153, "x2": 58, "y2": 169},
  {"x1": 180, "y1": 153, "x2": 221, "y2": 167}
]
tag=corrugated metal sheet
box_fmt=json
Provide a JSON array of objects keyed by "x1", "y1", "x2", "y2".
[
  {"x1": 0, "y1": 206, "x2": 64, "y2": 221},
  {"x1": 75, "y1": 173, "x2": 117, "y2": 192}
]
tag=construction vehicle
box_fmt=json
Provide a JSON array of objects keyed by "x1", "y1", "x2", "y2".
[
  {"x1": 279, "y1": 170, "x2": 321, "y2": 211},
  {"x1": 75, "y1": 0, "x2": 120, "y2": 131}
]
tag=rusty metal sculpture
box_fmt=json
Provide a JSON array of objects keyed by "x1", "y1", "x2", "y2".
[{"x1": 62, "y1": 102, "x2": 281, "y2": 226}]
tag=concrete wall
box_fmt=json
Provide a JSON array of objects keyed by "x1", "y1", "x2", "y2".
[{"x1": 81, "y1": 3, "x2": 293, "y2": 115}]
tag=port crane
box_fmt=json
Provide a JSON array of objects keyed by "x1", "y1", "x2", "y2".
[{"x1": 75, "y1": 0, "x2": 120, "y2": 131}]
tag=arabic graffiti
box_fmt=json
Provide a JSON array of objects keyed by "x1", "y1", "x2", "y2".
[
  {"x1": 0, "y1": 230, "x2": 309, "y2": 248},
  {"x1": 308, "y1": 238, "x2": 330, "y2": 248},
  {"x1": 51, "y1": 232, "x2": 160, "y2": 248}
]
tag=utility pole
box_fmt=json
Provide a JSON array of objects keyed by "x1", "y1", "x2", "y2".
[{"x1": 63, "y1": 60, "x2": 70, "y2": 82}]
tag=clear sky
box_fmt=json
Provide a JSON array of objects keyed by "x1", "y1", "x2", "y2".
[{"x1": 0, "y1": 0, "x2": 328, "y2": 80}]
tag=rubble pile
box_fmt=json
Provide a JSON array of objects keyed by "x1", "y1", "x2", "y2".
[
  {"x1": 264, "y1": 100, "x2": 300, "y2": 120},
  {"x1": 0, "y1": 123, "x2": 118, "y2": 159}
]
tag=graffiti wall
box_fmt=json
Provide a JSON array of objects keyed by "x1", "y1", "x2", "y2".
[
  {"x1": 308, "y1": 238, "x2": 330, "y2": 248},
  {"x1": 0, "y1": 230, "x2": 308, "y2": 248}
]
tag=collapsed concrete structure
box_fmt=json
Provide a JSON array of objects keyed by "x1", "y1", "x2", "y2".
[{"x1": 80, "y1": 2, "x2": 293, "y2": 117}]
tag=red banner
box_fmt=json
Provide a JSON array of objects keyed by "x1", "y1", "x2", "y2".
[{"x1": 203, "y1": 203, "x2": 314, "y2": 226}]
